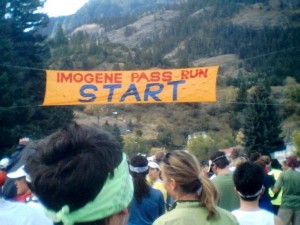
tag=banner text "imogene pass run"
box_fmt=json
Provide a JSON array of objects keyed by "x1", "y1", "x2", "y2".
[{"x1": 43, "y1": 67, "x2": 218, "y2": 105}]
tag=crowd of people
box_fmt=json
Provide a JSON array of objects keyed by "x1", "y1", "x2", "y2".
[{"x1": 0, "y1": 122, "x2": 299, "y2": 225}]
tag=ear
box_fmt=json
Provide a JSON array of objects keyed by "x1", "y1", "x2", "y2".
[
  {"x1": 169, "y1": 178, "x2": 177, "y2": 191},
  {"x1": 234, "y1": 186, "x2": 239, "y2": 195},
  {"x1": 108, "y1": 208, "x2": 129, "y2": 225},
  {"x1": 118, "y1": 208, "x2": 129, "y2": 216}
]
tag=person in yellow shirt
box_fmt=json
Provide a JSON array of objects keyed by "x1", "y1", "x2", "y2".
[
  {"x1": 268, "y1": 159, "x2": 283, "y2": 215},
  {"x1": 148, "y1": 161, "x2": 167, "y2": 203}
]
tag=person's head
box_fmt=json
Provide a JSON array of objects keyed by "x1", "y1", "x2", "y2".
[
  {"x1": 270, "y1": 159, "x2": 282, "y2": 170},
  {"x1": 282, "y1": 160, "x2": 288, "y2": 171},
  {"x1": 148, "y1": 161, "x2": 161, "y2": 182},
  {"x1": 209, "y1": 151, "x2": 229, "y2": 173},
  {"x1": 287, "y1": 155, "x2": 298, "y2": 170},
  {"x1": 200, "y1": 159, "x2": 210, "y2": 177},
  {"x1": 233, "y1": 162, "x2": 264, "y2": 202},
  {"x1": 161, "y1": 150, "x2": 218, "y2": 220},
  {"x1": 229, "y1": 148, "x2": 241, "y2": 161},
  {"x1": 154, "y1": 150, "x2": 165, "y2": 163},
  {"x1": 0, "y1": 158, "x2": 9, "y2": 187},
  {"x1": 0, "y1": 157, "x2": 10, "y2": 171},
  {"x1": 260, "y1": 155, "x2": 271, "y2": 172},
  {"x1": 26, "y1": 123, "x2": 133, "y2": 225},
  {"x1": 248, "y1": 152, "x2": 261, "y2": 162},
  {"x1": 7, "y1": 165, "x2": 31, "y2": 196},
  {"x1": 254, "y1": 159, "x2": 268, "y2": 174},
  {"x1": 231, "y1": 156, "x2": 248, "y2": 166},
  {"x1": 260, "y1": 155, "x2": 271, "y2": 165},
  {"x1": 129, "y1": 154, "x2": 149, "y2": 204}
]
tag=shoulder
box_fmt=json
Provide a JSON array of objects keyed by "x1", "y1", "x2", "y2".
[
  {"x1": 274, "y1": 215, "x2": 283, "y2": 225},
  {"x1": 153, "y1": 211, "x2": 175, "y2": 225},
  {"x1": 216, "y1": 206, "x2": 238, "y2": 222},
  {"x1": 2, "y1": 202, "x2": 52, "y2": 225},
  {"x1": 150, "y1": 187, "x2": 163, "y2": 196},
  {"x1": 153, "y1": 180, "x2": 164, "y2": 188}
]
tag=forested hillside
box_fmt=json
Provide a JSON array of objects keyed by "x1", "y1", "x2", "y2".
[{"x1": 1, "y1": 0, "x2": 299, "y2": 159}]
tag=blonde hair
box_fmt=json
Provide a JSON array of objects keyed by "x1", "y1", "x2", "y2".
[
  {"x1": 162, "y1": 150, "x2": 218, "y2": 220},
  {"x1": 260, "y1": 155, "x2": 271, "y2": 165},
  {"x1": 230, "y1": 156, "x2": 248, "y2": 168}
]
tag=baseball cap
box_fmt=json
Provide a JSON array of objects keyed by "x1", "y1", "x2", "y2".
[
  {"x1": 7, "y1": 165, "x2": 31, "y2": 182},
  {"x1": 0, "y1": 157, "x2": 9, "y2": 169}
]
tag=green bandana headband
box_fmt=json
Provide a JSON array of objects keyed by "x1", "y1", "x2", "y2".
[{"x1": 46, "y1": 153, "x2": 133, "y2": 225}]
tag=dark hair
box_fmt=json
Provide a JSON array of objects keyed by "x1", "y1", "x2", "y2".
[
  {"x1": 271, "y1": 159, "x2": 282, "y2": 170},
  {"x1": 248, "y1": 152, "x2": 261, "y2": 162},
  {"x1": 26, "y1": 123, "x2": 122, "y2": 225},
  {"x1": 200, "y1": 159, "x2": 209, "y2": 167},
  {"x1": 254, "y1": 159, "x2": 266, "y2": 170},
  {"x1": 209, "y1": 151, "x2": 229, "y2": 169},
  {"x1": 129, "y1": 155, "x2": 150, "y2": 204},
  {"x1": 233, "y1": 162, "x2": 264, "y2": 201}
]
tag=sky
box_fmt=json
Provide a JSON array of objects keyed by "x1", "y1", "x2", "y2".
[{"x1": 40, "y1": 0, "x2": 89, "y2": 17}]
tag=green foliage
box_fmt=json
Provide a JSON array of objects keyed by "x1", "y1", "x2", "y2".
[
  {"x1": 292, "y1": 131, "x2": 300, "y2": 157},
  {"x1": 0, "y1": 0, "x2": 73, "y2": 152},
  {"x1": 187, "y1": 135, "x2": 218, "y2": 161},
  {"x1": 282, "y1": 77, "x2": 300, "y2": 117},
  {"x1": 123, "y1": 136, "x2": 149, "y2": 157},
  {"x1": 157, "y1": 128, "x2": 173, "y2": 148},
  {"x1": 242, "y1": 80, "x2": 285, "y2": 156},
  {"x1": 53, "y1": 24, "x2": 68, "y2": 47}
]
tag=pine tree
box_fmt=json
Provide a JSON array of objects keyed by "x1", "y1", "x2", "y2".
[
  {"x1": 242, "y1": 80, "x2": 284, "y2": 156},
  {"x1": 0, "y1": 0, "x2": 73, "y2": 152},
  {"x1": 230, "y1": 78, "x2": 248, "y2": 131}
]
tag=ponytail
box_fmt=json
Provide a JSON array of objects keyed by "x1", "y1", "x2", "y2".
[{"x1": 198, "y1": 176, "x2": 219, "y2": 220}]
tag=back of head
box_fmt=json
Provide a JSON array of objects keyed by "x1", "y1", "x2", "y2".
[
  {"x1": 287, "y1": 155, "x2": 298, "y2": 170},
  {"x1": 229, "y1": 148, "x2": 240, "y2": 161},
  {"x1": 260, "y1": 155, "x2": 271, "y2": 165},
  {"x1": 26, "y1": 123, "x2": 133, "y2": 224},
  {"x1": 209, "y1": 151, "x2": 229, "y2": 169},
  {"x1": 254, "y1": 159, "x2": 268, "y2": 174},
  {"x1": 129, "y1": 155, "x2": 149, "y2": 203},
  {"x1": 233, "y1": 162, "x2": 264, "y2": 201},
  {"x1": 248, "y1": 152, "x2": 261, "y2": 162},
  {"x1": 270, "y1": 159, "x2": 282, "y2": 170},
  {"x1": 154, "y1": 150, "x2": 165, "y2": 163},
  {"x1": 230, "y1": 156, "x2": 248, "y2": 168},
  {"x1": 162, "y1": 150, "x2": 218, "y2": 220}
]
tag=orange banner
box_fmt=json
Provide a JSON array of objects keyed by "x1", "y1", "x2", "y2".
[{"x1": 42, "y1": 66, "x2": 218, "y2": 105}]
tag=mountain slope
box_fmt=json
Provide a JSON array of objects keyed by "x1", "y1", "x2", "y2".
[{"x1": 45, "y1": 0, "x2": 300, "y2": 152}]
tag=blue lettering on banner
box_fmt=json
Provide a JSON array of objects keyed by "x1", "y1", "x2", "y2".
[
  {"x1": 79, "y1": 85, "x2": 98, "y2": 102},
  {"x1": 78, "y1": 80, "x2": 186, "y2": 103}
]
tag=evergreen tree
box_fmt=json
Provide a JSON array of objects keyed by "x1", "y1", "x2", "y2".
[
  {"x1": 53, "y1": 24, "x2": 68, "y2": 47},
  {"x1": 0, "y1": 0, "x2": 73, "y2": 152},
  {"x1": 229, "y1": 78, "x2": 248, "y2": 131},
  {"x1": 242, "y1": 80, "x2": 284, "y2": 156}
]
